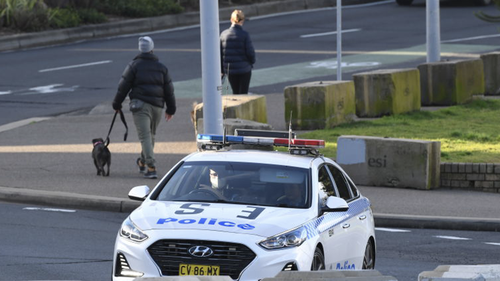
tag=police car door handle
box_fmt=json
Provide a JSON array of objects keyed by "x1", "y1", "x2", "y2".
[
  {"x1": 358, "y1": 215, "x2": 367, "y2": 221},
  {"x1": 342, "y1": 223, "x2": 350, "y2": 229}
]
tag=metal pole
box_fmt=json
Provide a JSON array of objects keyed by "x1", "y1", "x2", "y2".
[
  {"x1": 200, "y1": 0, "x2": 223, "y2": 135},
  {"x1": 336, "y1": 0, "x2": 342, "y2": 80},
  {"x1": 426, "y1": 0, "x2": 441, "y2": 63}
]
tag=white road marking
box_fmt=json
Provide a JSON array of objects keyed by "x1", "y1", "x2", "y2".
[
  {"x1": 375, "y1": 227, "x2": 411, "y2": 233},
  {"x1": 442, "y1": 34, "x2": 500, "y2": 43},
  {"x1": 39, "y1": 60, "x2": 112, "y2": 73},
  {"x1": 23, "y1": 207, "x2": 76, "y2": 213},
  {"x1": 0, "y1": 90, "x2": 12, "y2": 95},
  {"x1": 434, "y1": 235, "x2": 472, "y2": 241},
  {"x1": 25, "y1": 84, "x2": 79, "y2": 95},
  {"x1": 301, "y1": 28, "x2": 361, "y2": 38},
  {"x1": 485, "y1": 242, "x2": 500, "y2": 246}
]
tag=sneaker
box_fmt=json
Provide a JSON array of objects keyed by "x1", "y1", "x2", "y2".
[
  {"x1": 144, "y1": 168, "x2": 157, "y2": 179},
  {"x1": 136, "y1": 158, "x2": 146, "y2": 174}
]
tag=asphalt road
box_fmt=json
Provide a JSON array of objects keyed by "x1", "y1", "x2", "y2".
[
  {"x1": 1, "y1": 201, "x2": 499, "y2": 281},
  {"x1": 1, "y1": 0, "x2": 499, "y2": 127}
]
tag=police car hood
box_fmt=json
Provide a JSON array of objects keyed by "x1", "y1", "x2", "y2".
[{"x1": 130, "y1": 201, "x2": 313, "y2": 238}]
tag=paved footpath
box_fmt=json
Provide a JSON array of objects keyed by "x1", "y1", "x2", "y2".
[{"x1": 0, "y1": 0, "x2": 500, "y2": 232}]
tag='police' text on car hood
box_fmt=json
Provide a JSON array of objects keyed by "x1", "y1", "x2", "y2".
[{"x1": 130, "y1": 201, "x2": 315, "y2": 238}]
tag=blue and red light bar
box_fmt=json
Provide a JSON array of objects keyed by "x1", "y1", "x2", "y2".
[{"x1": 197, "y1": 134, "x2": 325, "y2": 149}]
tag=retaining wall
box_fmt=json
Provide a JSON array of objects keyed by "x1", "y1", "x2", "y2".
[
  {"x1": 480, "y1": 52, "x2": 500, "y2": 95},
  {"x1": 336, "y1": 135, "x2": 441, "y2": 190},
  {"x1": 419, "y1": 59, "x2": 485, "y2": 106},
  {"x1": 284, "y1": 81, "x2": 356, "y2": 130},
  {"x1": 352, "y1": 68, "x2": 421, "y2": 118},
  {"x1": 441, "y1": 162, "x2": 500, "y2": 193}
]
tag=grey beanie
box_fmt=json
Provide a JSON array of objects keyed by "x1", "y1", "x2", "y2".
[{"x1": 138, "y1": 36, "x2": 154, "y2": 53}]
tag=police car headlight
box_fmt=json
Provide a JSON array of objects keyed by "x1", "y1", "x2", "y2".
[
  {"x1": 120, "y1": 217, "x2": 148, "y2": 242},
  {"x1": 259, "y1": 226, "x2": 307, "y2": 249}
]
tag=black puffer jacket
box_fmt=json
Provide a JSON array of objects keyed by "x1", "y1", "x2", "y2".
[
  {"x1": 113, "y1": 53, "x2": 176, "y2": 115},
  {"x1": 220, "y1": 24, "x2": 256, "y2": 75}
]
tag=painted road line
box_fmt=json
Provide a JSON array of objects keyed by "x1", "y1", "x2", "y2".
[
  {"x1": 39, "y1": 60, "x2": 112, "y2": 73},
  {"x1": 23, "y1": 207, "x2": 76, "y2": 213},
  {"x1": 0, "y1": 141, "x2": 197, "y2": 154},
  {"x1": 0, "y1": 117, "x2": 52, "y2": 133},
  {"x1": 434, "y1": 235, "x2": 472, "y2": 241},
  {"x1": 375, "y1": 227, "x2": 411, "y2": 233},
  {"x1": 442, "y1": 34, "x2": 500, "y2": 44},
  {"x1": 300, "y1": 28, "x2": 361, "y2": 38}
]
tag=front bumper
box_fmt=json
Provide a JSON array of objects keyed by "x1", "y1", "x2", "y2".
[{"x1": 112, "y1": 229, "x2": 314, "y2": 281}]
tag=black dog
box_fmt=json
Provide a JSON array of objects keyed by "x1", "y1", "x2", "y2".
[{"x1": 92, "y1": 138, "x2": 111, "y2": 176}]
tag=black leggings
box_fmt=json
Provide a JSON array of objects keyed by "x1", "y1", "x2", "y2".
[{"x1": 228, "y1": 71, "x2": 252, "y2": 94}]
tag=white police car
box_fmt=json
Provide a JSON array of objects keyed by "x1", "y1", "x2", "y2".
[{"x1": 112, "y1": 130, "x2": 376, "y2": 280}]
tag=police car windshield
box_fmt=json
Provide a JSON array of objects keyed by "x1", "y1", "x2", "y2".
[{"x1": 156, "y1": 161, "x2": 310, "y2": 208}]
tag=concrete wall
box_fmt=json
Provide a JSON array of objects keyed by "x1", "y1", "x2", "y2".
[
  {"x1": 193, "y1": 95, "x2": 267, "y2": 134},
  {"x1": 336, "y1": 135, "x2": 441, "y2": 190},
  {"x1": 352, "y1": 68, "x2": 421, "y2": 118},
  {"x1": 480, "y1": 52, "x2": 500, "y2": 96},
  {"x1": 419, "y1": 59, "x2": 485, "y2": 106},
  {"x1": 284, "y1": 81, "x2": 356, "y2": 130}
]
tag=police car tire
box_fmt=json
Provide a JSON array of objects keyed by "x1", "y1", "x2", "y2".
[
  {"x1": 311, "y1": 247, "x2": 325, "y2": 271},
  {"x1": 362, "y1": 239, "x2": 376, "y2": 270}
]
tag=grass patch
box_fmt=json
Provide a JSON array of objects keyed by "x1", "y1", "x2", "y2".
[{"x1": 299, "y1": 98, "x2": 500, "y2": 163}]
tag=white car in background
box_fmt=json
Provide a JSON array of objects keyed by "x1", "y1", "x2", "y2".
[{"x1": 112, "y1": 130, "x2": 376, "y2": 281}]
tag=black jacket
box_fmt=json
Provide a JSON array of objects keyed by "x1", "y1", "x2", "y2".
[
  {"x1": 220, "y1": 24, "x2": 256, "y2": 75},
  {"x1": 113, "y1": 53, "x2": 176, "y2": 115}
]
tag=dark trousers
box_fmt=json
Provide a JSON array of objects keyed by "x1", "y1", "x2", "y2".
[{"x1": 228, "y1": 71, "x2": 252, "y2": 94}]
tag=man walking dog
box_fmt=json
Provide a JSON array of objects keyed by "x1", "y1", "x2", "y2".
[{"x1": 112, "y1": 36, "x2": 176, "y2": 179}]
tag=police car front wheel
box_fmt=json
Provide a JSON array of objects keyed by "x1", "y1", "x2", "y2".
[
  {"x1": 311, "y1": 247, "x2": 325, "y2": 271},
  {"x1": 362, "y1": 239, "x2": 376, "y2": 270}
]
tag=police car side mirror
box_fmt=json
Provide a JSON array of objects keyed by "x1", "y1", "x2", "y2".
[
  {"x1": 323, "y1": 196, "x2": 349, "y2": 213},
  {"x1": 128, "y1": 185, "x2": 150, "y2": 201}
]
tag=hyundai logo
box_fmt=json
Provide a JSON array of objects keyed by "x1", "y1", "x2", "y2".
[{"x1": 188, "y1": 246, "x2": 214, "y2": 258}]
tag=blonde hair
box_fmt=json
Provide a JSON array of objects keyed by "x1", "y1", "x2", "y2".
[{"x1": 231, "y1": 10, "x2": 245, "y2": 24}]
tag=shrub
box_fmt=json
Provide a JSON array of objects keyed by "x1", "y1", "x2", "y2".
[
  {"x1": 77, "y1": 8, "x2": 106, "y2": 24},
  {"x1": 97, "y1": 0, "x2": 183, "y2": 18},
  {"x1": 1, "y1": 0, "x2": 52, "y2": 31},
  {"x1": 49, "y1": 7, "x2": 80, "y2": 28}
]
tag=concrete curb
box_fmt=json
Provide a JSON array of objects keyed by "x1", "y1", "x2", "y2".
[
  {"x1": 0, "y1": 0, "x2": 384, "y2": 52},
  {"x1": 2, "y1": 186, "x2": 499, "y2": 232},
  {"x1": 0, "y1": 186, "x2": 140, "y2": 213}
]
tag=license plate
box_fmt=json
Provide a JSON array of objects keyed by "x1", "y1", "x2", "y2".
[{"x1": 179, "y1": 263, "x2": 220, "y2": 276}]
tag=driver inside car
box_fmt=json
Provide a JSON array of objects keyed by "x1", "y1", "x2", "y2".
[{"x1": 194, "y1": 167, "x2": 230, "y2": 200}]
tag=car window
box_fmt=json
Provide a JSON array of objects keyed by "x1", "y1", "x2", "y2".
[
  {"x1": 154, "y1": 161, "x2": 310, "y2": 208},
  {"x1": 318, "y1": 166, "x2": 336, "y2": 207},
  {"x1": 346, "y1": 176, "x2": 359, "y2": 198},
  {"x1": 327, "y1": 164, "x2": 352, "y2": 201}
]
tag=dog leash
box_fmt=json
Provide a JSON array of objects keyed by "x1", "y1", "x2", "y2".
[{"x1": 105, "y1": 110, "x2": 128, "y2": 146}]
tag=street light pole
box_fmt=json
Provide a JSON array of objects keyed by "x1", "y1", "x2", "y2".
[
  {"x1": 200, "y1": 0, "x2": 223, "y2": 135},
  {"x1": 426, "y1": 0, "x2": 441, "y2": 62},
  {"x1": 337, "y1": 0, "x2": 342, "y2": 80}
]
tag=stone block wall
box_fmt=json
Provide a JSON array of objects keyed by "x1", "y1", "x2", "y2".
[
  {"x1": 353, "y1": 68, "x2": 421, "y2": 118},
  {"x1": 419, "y1": 59, "x2": 485, "y2": 106},
  {"x1": 193, "y1": 95, "x2": 267, "y2": 133},
  {"x1": 440, "y1": 162, "x2": 500, "y2": 193},
  {"x1": 480, "y1": 52, "x2": 500, "y2": 95},
  {"x1": 336, "y1": 135, "x2": 441, "y2": 190},
  {"x1": 284, "y1": 81, "x2": 356, "y2": 130}
]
